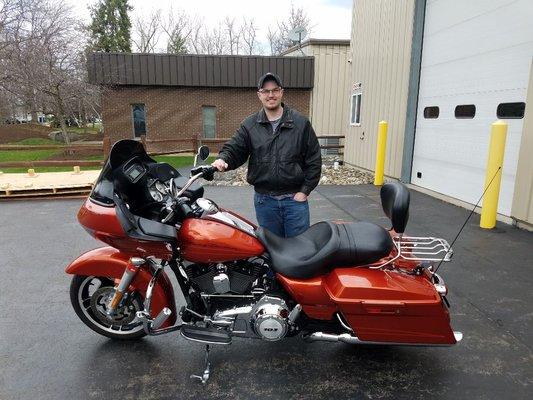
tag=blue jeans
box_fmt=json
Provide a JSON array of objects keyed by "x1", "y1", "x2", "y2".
[{"x1": 254, "y1": 192, "x2": 310, "y2": 238}]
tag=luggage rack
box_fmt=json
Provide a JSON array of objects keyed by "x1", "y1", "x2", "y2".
[
  {"x1": 394, "y1": 236, "x2": 453, "y2": 262},
  {"x1": 372, "y1": 235, "x2": 453, "y2": 269}
]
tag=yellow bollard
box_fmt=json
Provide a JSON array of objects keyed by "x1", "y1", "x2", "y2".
[
  {"x1": 73, "y1": 165, "x2": 81, "y2": 174},
  {"x1": 373, "y1": 121, "x2": 388, "y2": 186},
  {"x1": 480, "y1": 120, "x2": 508, "y2": 229}
]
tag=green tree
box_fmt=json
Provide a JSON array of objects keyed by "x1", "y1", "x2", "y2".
[
  {"x1": 89, "y1": 0, "x2": 132, "y2": 52},
  {"x1": 167, "y1": 33, "x2": 188, "y2": 54}
]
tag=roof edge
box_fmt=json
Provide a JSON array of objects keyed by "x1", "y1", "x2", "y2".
[{"x1": 279, "y1": 38, "x2": 351, "y2": 56}]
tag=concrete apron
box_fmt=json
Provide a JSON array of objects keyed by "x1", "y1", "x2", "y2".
[{"x1": 0, "y1": 185, "x2": 532, "y2": 400}]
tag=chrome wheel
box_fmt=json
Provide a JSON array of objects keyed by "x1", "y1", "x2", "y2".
[{"x1": 71, "y1": 275, "x2": 146, "y2": 340}]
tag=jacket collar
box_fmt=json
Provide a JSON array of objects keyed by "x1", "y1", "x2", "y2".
[{"x1": 256, "y1": 103, "x2": 294, "y2": 126}]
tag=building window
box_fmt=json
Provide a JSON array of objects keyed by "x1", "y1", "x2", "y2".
[
  {"x1": 497, "y1": 102, "x2": 525, "y2": 119},
  {"x1": 131, "y1": 104, "x2": 146, "y2": 137},
  {"x1": 203, "y1": 106, "x2": 216, "y2": 138},
  {"x1": 455, "y1": 104, "x2": 476, "y2": 119},
  {"x1": 350, "y1": 93, "x2": 362, "y2": 125},
  {"x1": 423, "y1": 106, "x2": 439, "y2": 119}
]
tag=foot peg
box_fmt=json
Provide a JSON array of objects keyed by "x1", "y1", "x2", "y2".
[
  {"x1": 190, "y1": 345, "x2": 211, "y2": 384},
  {"x1": 181, "y1": 324, "x2": 232, "y2": 345}
]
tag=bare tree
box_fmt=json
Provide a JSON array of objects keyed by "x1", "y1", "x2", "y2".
[
  {"x1": 187, "y1": 22, "x2": 203, "y2": 54},
  {"x1": 224, "y1": 17, "x2": 240, "y2": 55},
  {"x1": 0, "y1": 0, "x2": 100, "y2": 143},
  {"x1": 195, "y1": 24, "x2": 228, "y2": 55},
  {"x1": 240, "y1": 17, "x2": 260, "y2": 55},
  {"x1": 267, "y1": 4, "x2": 313, "y2": 55},
  {"x1": 162, "y1": 7, "x2": 192, "y2": 54},
  {"x1": 132, "y1": 9, "x2": 162, "y2": 53}
]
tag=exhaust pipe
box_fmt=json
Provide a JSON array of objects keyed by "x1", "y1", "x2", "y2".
[
  {"x1": 304, "y1": 331, "x2": 463, "y2": 346},
  {"x1": 304, "y1": 332, "x2": 362, "y2": 344}
]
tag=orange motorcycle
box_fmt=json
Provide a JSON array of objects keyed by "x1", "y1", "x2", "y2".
[{"x1": 66, "y1": 140, "x2": 461, "y2": 383}]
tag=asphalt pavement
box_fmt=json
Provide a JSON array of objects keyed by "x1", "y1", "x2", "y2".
[{"x1": 1, "y1": 184, "x2": 532, "y2": 400}]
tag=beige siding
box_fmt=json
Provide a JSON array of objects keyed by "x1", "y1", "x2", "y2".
[
  {"x1": 345, "y1": 0, "x2": 415, "y2": 177},
  {"x1": 511, "y1": 59, "x2": 533, "y2": 226},
  {"x1": 284, "y1": 42, "x2": 351, "y2": 135}
]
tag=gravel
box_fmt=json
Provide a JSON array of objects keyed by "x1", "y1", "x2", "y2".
[{"x1": 204, "y1": 157, "x2": 374, "y2": 187}]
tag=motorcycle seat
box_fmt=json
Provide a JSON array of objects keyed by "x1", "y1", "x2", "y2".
[{"x1": 255, "y1": 221, "x2": 393, "y2": 279}]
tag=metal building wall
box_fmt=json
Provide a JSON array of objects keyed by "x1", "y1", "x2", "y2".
[
  {"x1": 283, "y1": 41, "x2": 351, "y2": 136},
  {"x1": 345, "y1": 0, "x2": 416, "y2": 177},
  {"x1": 511, "y1": 59, "x2": 533, "y2": 228},
  {"x1": 87, "y1": 53, "x2": 314, "y2": 88}
]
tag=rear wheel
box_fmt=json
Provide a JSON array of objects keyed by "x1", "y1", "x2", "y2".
[{"x1": 70, "y1": 275, "x2": 146, "y2": 340}]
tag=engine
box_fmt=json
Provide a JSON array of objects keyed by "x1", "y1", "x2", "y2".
[
  {"x1": 250, "y1": 296, "x2": 290, "y2": 341},
  {"x1": 210, "y1": 294, "x2": 297, "y2": 342},
  {"x1": 183, "y1": 259, "x2": 267, "y2": 295}
]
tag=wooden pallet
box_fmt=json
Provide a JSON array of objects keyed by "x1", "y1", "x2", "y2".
[{"x1": 0, "y1": 184, "x2": 93, "y2": 199}]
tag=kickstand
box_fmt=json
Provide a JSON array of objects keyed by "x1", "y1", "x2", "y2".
[{"x1": 190, "y1": 344, "x2": 211, "y2": 384}]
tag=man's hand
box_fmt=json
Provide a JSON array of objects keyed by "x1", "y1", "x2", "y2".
[
  {"x1": 293, "y1": 192, "x2": 308, "y2": 202},
  {"x1": 212, "y1": 158, "x2": 228, "y2": 172}
]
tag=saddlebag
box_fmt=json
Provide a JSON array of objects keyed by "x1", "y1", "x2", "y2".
[{"x1": 323, "y1": 267, "x2": 457, "y2": 345}]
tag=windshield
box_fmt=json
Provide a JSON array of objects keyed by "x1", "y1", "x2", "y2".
[{"x1": 89, "y1": 140, "x2": 153, "y2": 206}]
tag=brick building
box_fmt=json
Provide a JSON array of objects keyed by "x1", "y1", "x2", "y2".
[{"x1": 88, "y1": 53, "x2": 314, "y2": 152}]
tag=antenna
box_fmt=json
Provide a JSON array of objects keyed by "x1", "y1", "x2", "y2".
[
  {"x1": 288, "y1": 26, "x2": 307, "y2": 55},
  {"x1": 434, "y1": 167, "x2": 502, "y2": 273}
]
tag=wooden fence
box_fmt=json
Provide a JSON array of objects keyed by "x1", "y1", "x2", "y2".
[
  {"x1": 0, "y1": 134, "x2": 344, "y2": 170},
  {"x1": 0, "y1": 139, "x2": 110, "y2": 169},
  {"x1": 142, "y1": 134, "x2": 345, "y2": 155}
]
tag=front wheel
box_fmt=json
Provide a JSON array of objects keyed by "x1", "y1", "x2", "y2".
[{"x1": 70, "y1": 275, "x2": 146, "y2": 340}]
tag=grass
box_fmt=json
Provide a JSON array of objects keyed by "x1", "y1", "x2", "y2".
[
  {"x1": 67, "y1": 126, "x2": 101, "y2": 135},
  {"x1": 8, "y1": 138, "x2": 58, "y2": 145},
  {"x1": 153, "y1": 155, "x2": 216, "y2": 169},
  {"x1": 0, "y1": 153, "x2": 216, "y2": 173},
  {"x1": 0, "y1": 149, "x2": 60, "y2": 162}
]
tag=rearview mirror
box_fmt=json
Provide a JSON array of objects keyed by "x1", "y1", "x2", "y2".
[
  {"x1": 198, "y1": 145, "x2": 210, "y2": 161},
  {"x1": 194, "y1": 145, "x2": 210, "y2": 167}
]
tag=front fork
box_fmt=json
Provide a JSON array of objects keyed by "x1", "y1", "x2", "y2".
[
  {"x1": 107, "y1": 257, "x2": 145, "y2": 313},
  {"x1": 107, "y1": 256, "x2": 184, "y2": 335}
]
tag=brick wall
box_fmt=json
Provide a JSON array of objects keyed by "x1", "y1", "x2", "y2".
[{"x1": 102, "y1": 86, "x2": 311, "y2": 152}]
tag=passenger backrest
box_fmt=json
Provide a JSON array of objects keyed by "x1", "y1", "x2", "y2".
[{"x1": 380, "y1": 182, "x2": 410, "y2": 234}]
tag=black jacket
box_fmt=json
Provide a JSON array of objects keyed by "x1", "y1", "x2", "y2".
[{"x1": 218, "y1": 105, "x2": 322, "y2": 196}]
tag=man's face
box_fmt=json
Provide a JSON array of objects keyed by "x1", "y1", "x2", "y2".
[{"x1": 257, "y1": 80, "x2": 283, "y2": 110}]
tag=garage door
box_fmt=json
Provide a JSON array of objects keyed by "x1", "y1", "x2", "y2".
[{"x1": 411, "y1": 0, "x2": 533, "y2": 216}]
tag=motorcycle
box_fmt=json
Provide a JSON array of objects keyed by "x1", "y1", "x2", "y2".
[{"x1": 66, "y1": 139, "x2": 462, "y2": 383}]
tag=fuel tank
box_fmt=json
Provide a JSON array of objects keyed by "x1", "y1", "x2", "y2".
[{"x1": 178, "y1": 216, "x2": 265, "y2": 263}]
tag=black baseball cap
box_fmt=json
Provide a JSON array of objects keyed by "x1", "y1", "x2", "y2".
[{"x1": 257, "y1": 72, "x2": 283, "y2": 89}]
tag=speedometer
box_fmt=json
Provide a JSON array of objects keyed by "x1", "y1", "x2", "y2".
[
  {"x1": 149, "y1": 188, "x2": 163, "y2": 202},
  {"x1": 155, "y1": 181, "x2": 167, "y2": 193}
]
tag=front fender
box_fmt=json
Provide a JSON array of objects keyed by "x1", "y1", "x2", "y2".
[{"x1": 66, "y1": 247, "x2": 177, "y2": 327}]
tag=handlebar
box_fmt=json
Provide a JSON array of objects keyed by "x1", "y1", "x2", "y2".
[{"x1": 162, "y1": 165, "x2": 217, "y2": 224}]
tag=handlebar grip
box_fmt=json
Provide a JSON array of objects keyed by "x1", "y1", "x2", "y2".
[{"x1": 190, "y1": 166, "x2": 217, "y2": 181}]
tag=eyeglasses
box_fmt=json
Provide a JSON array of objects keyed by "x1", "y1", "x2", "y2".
[{"x1": 258, "y1": 87, "x2": 282, "y2": 96}]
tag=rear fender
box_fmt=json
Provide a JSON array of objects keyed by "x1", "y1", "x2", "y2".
[{"x1": 66, "y1": 247, "x2": 177, "y2": 327}]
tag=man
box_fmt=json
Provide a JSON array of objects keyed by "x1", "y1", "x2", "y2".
[{"x1": 212, "y1": 72, "x2": 322, "y2": 238}]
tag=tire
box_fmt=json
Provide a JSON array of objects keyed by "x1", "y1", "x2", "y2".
[{"x1": 70, "y1": 275, "x2": 147, "y2": 340}]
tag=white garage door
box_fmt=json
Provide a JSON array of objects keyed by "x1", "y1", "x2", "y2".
[{"x1": 411, "y1": 0, "x2": 533, "y2": 216}]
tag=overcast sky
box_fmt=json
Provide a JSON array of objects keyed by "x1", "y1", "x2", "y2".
[{"x1": 67, "y1": 0, "x2": 353, "y2": 52}]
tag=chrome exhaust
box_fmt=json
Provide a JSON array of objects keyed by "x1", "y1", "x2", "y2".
[
  {"x1": 304, "y1": 332, "x2": 362, "y2": 344},
  {"x1": 304, "y1": 331, "x2": 463, "y2": 346}
]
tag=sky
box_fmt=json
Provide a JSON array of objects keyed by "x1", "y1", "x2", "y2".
[{"x1": 67, "y1": 0, "x2": 353, "y2": 52}]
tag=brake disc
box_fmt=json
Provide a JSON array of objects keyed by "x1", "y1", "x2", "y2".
[{"x1": 90, "y1": 286, "x2": 138, "y2": 326}]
